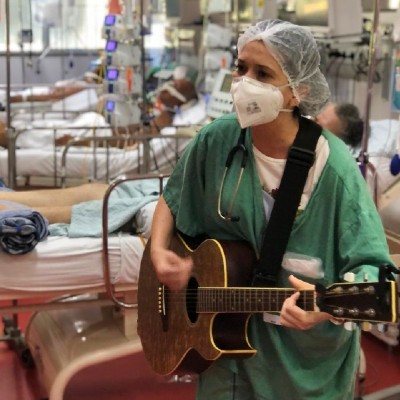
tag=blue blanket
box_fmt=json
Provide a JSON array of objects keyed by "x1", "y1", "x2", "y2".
[
  {"x1": 0, "y1": 209, "x2": 49, "y2": 255},
  {"x1": 49, "y1": 178, "x2": 166, "y2": 238}
]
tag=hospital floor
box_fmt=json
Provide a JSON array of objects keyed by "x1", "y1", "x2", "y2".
[{"x1": 1, "y1": 310, "x2": 400, "y2": 400}]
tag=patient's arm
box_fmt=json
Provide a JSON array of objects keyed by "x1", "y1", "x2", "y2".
[{"x1": 10, "y1": 85, "x2": 86, "y2": 104}]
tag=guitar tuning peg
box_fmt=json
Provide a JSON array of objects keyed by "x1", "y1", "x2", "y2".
[
  {"x1": 344, "y1": 321, "x2": 357, "y2": 331},
  {"x1": 343, "y1": 272, "x2": 355, "y2": 283},
  {"x1": 361, "y1": 322, "x2": 372, "y2": 331}
]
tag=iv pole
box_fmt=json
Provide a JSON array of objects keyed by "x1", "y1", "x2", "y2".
[
  {"x1": 5, "y1": 0, "x2": 16, "y2": 189},
  {"x1": 358, "y1": 0, "x2": 380, "y2": 178}
]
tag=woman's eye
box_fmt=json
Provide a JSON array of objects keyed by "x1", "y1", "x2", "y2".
[{"x1": 257, "y1": 70, "x2": 270, "y2": 80}]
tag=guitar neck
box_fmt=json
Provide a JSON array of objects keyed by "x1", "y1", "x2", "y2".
[{"x1": 196, "y1": 288, "x2": 315, "y2": 313}]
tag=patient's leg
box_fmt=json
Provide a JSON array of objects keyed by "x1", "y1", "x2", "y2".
[
  {"x1": 0, "y1": 183, "x2": 108, "y2": 207},
  {"x1": 0, "y1": 183, "x2": 109, "y2": 223}
]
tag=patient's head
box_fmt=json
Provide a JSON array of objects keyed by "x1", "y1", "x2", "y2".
[
  {"x1": 315, "y1": 102, "x2": 364, "y2": 148},
  {"x1": 157, "y1": 79, "x2": 198, "y2": 108}
]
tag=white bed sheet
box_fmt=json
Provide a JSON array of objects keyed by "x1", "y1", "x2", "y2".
[
  {"x1": 11, "y1": 111, "x2": 112, "y2": 149},
  {"x1": 0, "y1": 233, "x2": 144, "y2": 293},
  {"x1": 0, "y1": 135, "x2": 191, "y2": 183},
  {"x1": 359, "y1": 118, "x2": 400, "y2": 197}
]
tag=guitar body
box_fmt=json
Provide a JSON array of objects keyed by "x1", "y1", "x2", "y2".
[
  {"x1": 138, "y1": 234, "x2": 399, "y2": 376},
  {"x1": 137, "y1": 234, "x2": 258, "y2": 376}
]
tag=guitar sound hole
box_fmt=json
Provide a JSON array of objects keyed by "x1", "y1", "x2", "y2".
[{"x1": 186, "y1": 277, "x2": 199, "y2": 323}]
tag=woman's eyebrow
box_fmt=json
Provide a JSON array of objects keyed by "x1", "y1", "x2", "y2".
[{"x1": 256, "y1": 63, "x2": 277, "y2": 76}]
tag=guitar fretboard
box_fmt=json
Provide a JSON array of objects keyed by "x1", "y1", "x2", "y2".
[{"x1": 196, "y1": 288, "x2": 315, "y2": 313}]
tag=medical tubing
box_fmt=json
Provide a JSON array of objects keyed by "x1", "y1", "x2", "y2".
[{"x1": 358, "y1": 0, "x2": 380, "y2": 175}]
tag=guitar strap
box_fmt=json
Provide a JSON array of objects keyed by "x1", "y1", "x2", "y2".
[{"x1": 252, "y1": 117, "x2": 322, "y2": 287}]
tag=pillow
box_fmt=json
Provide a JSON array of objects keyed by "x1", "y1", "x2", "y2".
[
  {"x1": 133, "y1": 200, "x2": 157, "y2": 238},
  {"x1": 379, "y1": 199, "x2": 400, "y2": 236}
]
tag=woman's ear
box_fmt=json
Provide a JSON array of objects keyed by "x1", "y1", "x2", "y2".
[
  {"x1": 295, "y1": 84, "x2": 310, "y2": 101},
  {"x1": 288, "y1": 84, "x2": 309, "y2": 108},
  {"x1": 288, "y1": 94, "x2": 299, "y2": 108}
]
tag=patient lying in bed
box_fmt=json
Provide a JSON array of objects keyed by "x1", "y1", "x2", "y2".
[
  {"x1": 0, "y1": 183, "x2": 109, "y2": 223},
  {"x1": 0, "y1": 77, "x2": 204, "y2": 150},
  {"x1": 2, "y1": 66, "x2": 103, "y2": 105},
  {"x1": 0, "y1": 178, "x2": 162, "y2": 237}
]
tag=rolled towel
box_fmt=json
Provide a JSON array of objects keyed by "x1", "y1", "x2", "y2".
[{"x1": 0, "y1": 209, "x2": 49, "y2": 255}]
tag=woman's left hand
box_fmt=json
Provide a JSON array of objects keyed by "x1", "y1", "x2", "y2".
[{"x1": 279, "y1": 275, "x2": 332, "y2": 330}]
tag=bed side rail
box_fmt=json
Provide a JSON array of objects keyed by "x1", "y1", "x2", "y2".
[{"x1": 101, "y1": 174, "x2": 169, "y2": 308}]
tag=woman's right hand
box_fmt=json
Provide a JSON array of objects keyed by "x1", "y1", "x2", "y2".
[{"x1": 151, "y1": 247, "x2": 193, "y2": 291}]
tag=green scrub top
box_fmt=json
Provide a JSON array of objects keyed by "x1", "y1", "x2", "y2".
[{"x1": 163, "y1": 113, "x2": 394, "y2": 399}]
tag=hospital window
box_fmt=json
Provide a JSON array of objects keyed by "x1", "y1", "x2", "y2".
[{"x1": 0, "y1": 0, "x2": 109, "y2": 52}]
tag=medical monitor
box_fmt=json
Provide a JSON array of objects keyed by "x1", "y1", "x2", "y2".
[
  {"x1": 105, "y1": 40, "x2": 118, "y2": 52},
  {"x1": 219, "y1": 72, "x2": 233, "y2": 94},
  {"x1": 106, "y1": 68, "x2": 119, "y2": 81},
  {"x1": 104, "y1": 14, "x2": 117, "y2": 26},
  {"x1": 106, "y1": 100, "x2": 116, "y2": 112},
  {"x1": 295, "y1": 0, "x2": 363, "y2": 38},
  {"x1": 207, "y1": 69, "x2": 234, "y2": 119}
]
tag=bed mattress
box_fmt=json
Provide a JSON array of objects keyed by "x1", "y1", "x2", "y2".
[{"x1": 0, "y1": 233, "x2": 144, "y2": 293}]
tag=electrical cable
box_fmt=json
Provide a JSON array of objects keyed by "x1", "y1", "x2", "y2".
[
  {"x1": 27, "y1": 0, "x2": 33, "y2": 66},
  {"x1": 334, "y1": 55, "x2": 346, "y2": 101}
]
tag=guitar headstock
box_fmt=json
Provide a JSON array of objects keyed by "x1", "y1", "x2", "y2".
[{"x1": 316, "y1": 281, "x2": 398, "y2": 324}]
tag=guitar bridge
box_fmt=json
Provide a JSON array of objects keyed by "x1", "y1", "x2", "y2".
[{"x1": 158, "y1": 285, "x2": 168, "y2": 332}]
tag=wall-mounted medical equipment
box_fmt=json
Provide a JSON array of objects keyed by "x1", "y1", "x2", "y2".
[
  {"x1": 165, "y1": 0, "x2": 201, "y2": 24},
  {"x1": 103, "y1": 96, "x2": 141, "y2": 126},
  {"x1": 206, "y1": 69, "x2": 234, "y2": 119},
  {"x1": 202, "y1": 0, "x2": 231, "y2": 14},
  {"x1": 204, "y1": 50, "x2": 233, "y2": 70},
  {"x1": 204, "y1": 23, "x2": 232, "y2": 48},
  {"x1": 102, "y1": 13, "x2": 141, "y2": 42},
  {"x1": 230, "y1": 0, "x2": 278, "y2": 24},
  {"x1": 103, "y1": 67, "x2": 143, "y2": 95},
  {"x1": 294, "y1": 0, "x2": 363, "y2": 38},
  {"x1": 101, "y1": 2, "x2": 144, "y2": 129},
  {"x1": 362, "y1": 0, "x2": 400, "y2": 11},
  {"x1": 104, "y1": 40, "x2": 141, "y2": 67}
]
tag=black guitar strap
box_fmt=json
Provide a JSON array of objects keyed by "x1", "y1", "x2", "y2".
[{"x1": 252, "y1": 117, "x2": 322, "y2": 287}]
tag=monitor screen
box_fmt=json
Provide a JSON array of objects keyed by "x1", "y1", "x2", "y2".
[
  {"x1": 105, "y1": 40, "x2": 118, "y2": 52},
  {"x1": 107, "y1": 68, "x2": 119, "y2": 81},
  {"x1": 106, "y1": 100, "x2": 115, "y2": 112},
  {"x1": 220, "y1": 73, "x2": 233, "y2": 93},
  {"x1": 104, "y1": 14, "x2": 116, "y2": 26}
]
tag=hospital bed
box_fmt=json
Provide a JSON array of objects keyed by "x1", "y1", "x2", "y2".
[
  {"x1": 356, "y1": 119, "x2": 400, "y2": 347},
  {"x1": 0, "y1": 89, "x2": 206, "y2": 187},
  {"x1": 0, "y1": 113, "x2": 194, "y2": 188},
  {"x1": 0, "y1": 174, "x2": 166, "y2": 400}
]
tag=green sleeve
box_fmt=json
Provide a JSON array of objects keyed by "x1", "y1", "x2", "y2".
[{"x1": 162, "y1": 130, "x2": 207, "y2": 237}]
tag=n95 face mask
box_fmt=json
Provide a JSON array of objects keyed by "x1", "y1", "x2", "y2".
[{"x1": 230, "y1": 76, "x2": 288, "y2": 128}]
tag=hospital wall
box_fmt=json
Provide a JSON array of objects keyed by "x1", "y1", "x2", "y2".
[{"x1": 0, "y1": 52, "x2": 96, "y2": 86}]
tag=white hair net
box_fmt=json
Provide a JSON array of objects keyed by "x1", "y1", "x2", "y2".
[{"x1": 237, "y1": 19, "x2": 330, "y2": 117}]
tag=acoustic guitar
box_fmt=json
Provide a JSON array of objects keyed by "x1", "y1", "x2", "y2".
[{"x1": 137, "y1": 234, "x2": 398, "y2": 376}]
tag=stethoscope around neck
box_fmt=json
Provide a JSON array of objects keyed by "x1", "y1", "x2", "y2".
[{"x1": 217, "y1": 128, "x2": 249, "y2": 222}]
